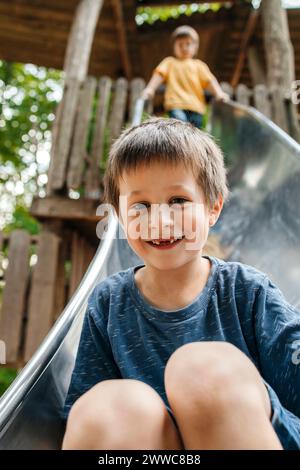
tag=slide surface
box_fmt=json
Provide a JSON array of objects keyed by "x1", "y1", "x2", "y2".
[{"x1": 0, "y1": 101, "x2": 299, "y2": 449}]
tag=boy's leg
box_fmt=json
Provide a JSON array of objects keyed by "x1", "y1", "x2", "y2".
[
  {"x1": 62, "y1": 378, "x2": 184, "y2": 450},
  {"x1": 168, "y1": 109, "x2": 188, "y2": 122},
  {"x1": 164, "y1": 341, "x2": 283, "y2": 450}
]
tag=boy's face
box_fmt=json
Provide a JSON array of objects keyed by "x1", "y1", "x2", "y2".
[
  {"x1": 118, "y1": 162, "x2": 223, "y2": 272},
  {"x1": 174, "y1": 36, "x2": 198, "y2": 59}
]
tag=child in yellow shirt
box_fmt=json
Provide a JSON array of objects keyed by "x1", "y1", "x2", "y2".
[{"x1": 141, "y1": 25, "x2": 229, "y2": 128}]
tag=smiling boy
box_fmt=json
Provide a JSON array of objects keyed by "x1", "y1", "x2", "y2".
[{"x1": 62, "y1": 118, "x2": 300, "y2": 450}]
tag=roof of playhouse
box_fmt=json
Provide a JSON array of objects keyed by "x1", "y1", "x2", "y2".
[{"x1": 0, "y1": 0, "x2": 299, "y2": 86}]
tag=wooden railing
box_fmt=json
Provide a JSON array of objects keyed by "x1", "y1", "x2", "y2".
[
  {"x1": 47, "y1": 76, "x2": 149, "y2": 198},
  {"x1": 221, "y1": 82, "x2": 299, "y2": 140},
  {"x1": 0, "y1": 229, "x2": 95, "y2": 366}
]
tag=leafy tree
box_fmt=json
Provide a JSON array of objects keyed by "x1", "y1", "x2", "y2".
[
  {"x1": 136, "y1": 1, "x2": 252, "y2": 25},
  {"x1": 0, "y1": 61, "x2": 63, "y2": 231}
]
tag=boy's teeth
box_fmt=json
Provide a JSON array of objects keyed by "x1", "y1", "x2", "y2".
[{"x1": 151, "y1": 238, "x2": 180, "y2": 245}]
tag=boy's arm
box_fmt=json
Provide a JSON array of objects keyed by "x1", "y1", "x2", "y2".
[
  {"x1": 254, "y1": 277, "x2": 300, "y2": 418},
  {"x1": 62, "y1": 303, "x2": 122, "y2": 422},
  {"x1": 206, "y1": 77, "x2": 230, "y2": 102},
  {"x1": 141, "y1": 72, "x2": 165, "y2": 100}
]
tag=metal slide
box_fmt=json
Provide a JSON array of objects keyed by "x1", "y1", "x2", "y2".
[{"x1": 0, "y1": 100, "x2": 299, "y2": 449}]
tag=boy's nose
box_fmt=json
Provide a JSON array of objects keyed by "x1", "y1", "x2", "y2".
[{"x1": 149, "y1": 205, "x2": 174, "y2": 235}]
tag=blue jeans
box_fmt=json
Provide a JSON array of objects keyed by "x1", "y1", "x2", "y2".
[{"x1": 168, "y1": 109, "x2": 203, "y2": 128}]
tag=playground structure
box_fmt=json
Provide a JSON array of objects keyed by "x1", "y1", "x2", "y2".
[{"x1": 0, "y1": 0, "x2": 300, "y2": 449}]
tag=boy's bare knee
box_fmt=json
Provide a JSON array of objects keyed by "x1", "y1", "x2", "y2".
[
  {"x1": 63, "y1": 379, "x2": 173, "y2": 449},
  {"x1": 165, "y1": 341, "x2": 270, "y2": 419}
]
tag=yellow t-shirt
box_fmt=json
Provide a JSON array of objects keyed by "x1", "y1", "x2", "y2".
[{"x1": 153, "y1": 56, "x2": 216, "y2": 114}]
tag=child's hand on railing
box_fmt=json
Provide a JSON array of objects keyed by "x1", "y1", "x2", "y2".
[
  {"x1": 141, "y1": 87, "x2": 155, "y2": 101},
  {"x1": 215, "y1": 91, "x2": 230, "y2": 103}
]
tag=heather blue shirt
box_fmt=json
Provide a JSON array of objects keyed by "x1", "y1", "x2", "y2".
[{"x1": 63, "y1": 256, "x2": 300, "y2": 447}]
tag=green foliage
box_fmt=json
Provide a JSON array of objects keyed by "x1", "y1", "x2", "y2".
[
  {"x1": 3, "y1": 204, "x2": 40, "y2": 235},
  {"x1": 0, "y1": 60, "x2": 63, "y2": 231},
  {"x1": 0, "y1": 61, "x2": 62, "y2": 168},
  {"x1": 0, "y1": 368, "x2": 18, "y2": 396},
  {"x1": 136, "y1": 2, "x2": 241, "y2": 25}
]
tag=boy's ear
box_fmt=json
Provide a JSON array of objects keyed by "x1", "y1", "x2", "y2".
[{"x1": 209, "y1": 194, "x2": 223, "y2": 227}]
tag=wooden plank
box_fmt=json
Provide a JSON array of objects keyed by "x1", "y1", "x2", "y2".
[
  {"x1": 231, "y1": 9, "x2": 259, "y2": 88},
  {"x1": 271, "y1": 86, "x2": 289, "y2": 132},
  {"x1": 247, "y1": 46, "x2": 266, "y2": 86},
  {"x1": 85, "y1": 76, "x2": 112, "y2": 198},
  {"x1": 129, "y1": 78, "x2": 146, "y2": 125},
  {"x1": 52, "y1": 232, "x2": 69, "y2": 322},
  {"x1": 0, "y1": 4, "x2": 117, "y2": 28},
  {"x1": 111, "y1": 0, "x2": 132, "y2": 79},
  {"x1": 47, "y1": 78, "x2": 81, "y2": 192},
  {"x1": 253, "y1": 84, "x2": 272, "y2": 118},
  {"x1": 236, "y1": 84, "x2": 252, "y2": 106},
  {"x1": 0, "y1": 230, "x2": 30, "y2": 364},
  {"x1": 31, "y1": 195, "x2": 102, "y2": 221},
  {"x1": 47, "y1": 100, "x2": 63, "y2": 193},
  {"x1": 69, "y1": 232, "x2": 81, "y2": 297},
  {"x1": 69, "y1": 234, "x2": 96, "y2": 299},
  {"x1": 77, "y1": 237, "x2": 88, "y2": 288},
  {"x1": 67, "y1": 76, "x2": 97, "y2": 190},
  {"x1": 108, "y1": 77, "x2": 128, "y2": 144},
  {"x1": 0, "y1": 3, "x2": 75, "y2": 23},
  {"x1": 82, "y1": 238, "x2": 96, "y2": 274},
  {"x1": 24, "y1": 230, "x2": 60, "y2": 361}
]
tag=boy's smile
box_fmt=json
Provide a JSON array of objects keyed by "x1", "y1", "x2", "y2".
[{"x1": 146, "y1": 236, "x2": 185, "y2": 249}]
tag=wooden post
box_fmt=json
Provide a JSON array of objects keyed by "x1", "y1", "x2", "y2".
[
  {"x1": 85, "y1": 76, "x2": 112, "y2": 199},
  {"x1": 221, "y1": 82, "x2": 234, "y2": 100},
  {"x1": 261, "y1": 0, "x2": 300, "y2": 140},
  {"x1": 67, "y1": 76, "x2": 97, "y2": 190},
  {"x1": 0, "y1": 231, "x2": 30, "y2": 364},
  {"x1": 47, "y1": 0, "x2": 104, "y2": 193},
  {"x1": 108, "y1": 77, "x2": 128, "y2": 144},
  {"x1": 253, "y1": 84, "x2": 272, "y2": 118},
  {"x1": 231, "y1": 10, "x2": 259, "y2": 88},
  {"x1": 24, "y1": 226, "x2": 61, "y2": 361},
  {"x1": 129, "y1": 78, "x2": 146, "y2": 123},
  {"x1": 247, "y1": 46, "x2": 267, "y2": 86},
  {"x1": 111, "y1": 0, "x2": 132, "y2": 79},
  {"x1": 236, "y1": 84, "x2": 252, "y2": 106}
]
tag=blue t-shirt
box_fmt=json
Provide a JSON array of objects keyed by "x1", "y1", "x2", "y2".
[{"x1": 63, "y1": 255, "x2": 300, "y2": 436}]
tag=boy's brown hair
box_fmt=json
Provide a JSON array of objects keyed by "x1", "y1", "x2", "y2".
[
  {"x1": 171, "y1": 25, "x2": 199, "y2": 48},
  {"x1": 104, "y1": 118, "x2": 229, "y2": 212}
]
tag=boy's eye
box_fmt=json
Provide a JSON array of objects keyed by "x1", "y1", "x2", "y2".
[
  {"x1": 169, "y1": 197, "x2": 189, "y2": 205},
  {"x1": 130, "y1": 202, "x2": 149, "y2": 212}
]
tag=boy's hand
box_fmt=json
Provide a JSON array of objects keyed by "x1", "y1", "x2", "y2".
[
  {"x1": 215, "y1": 91, "x2": 230, "y2": 103},
  {"x1": 141, "y1": 87, "x2": 155, "y2": 100}
]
